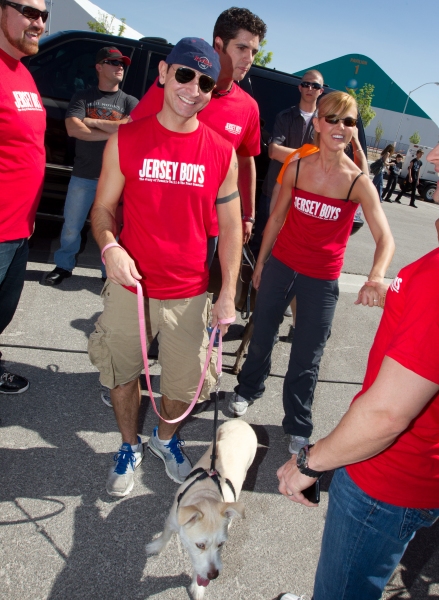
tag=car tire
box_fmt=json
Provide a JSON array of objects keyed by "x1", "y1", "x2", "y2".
[{"x1": 422, "y1": 185, "x2": 436, "y2": 203}]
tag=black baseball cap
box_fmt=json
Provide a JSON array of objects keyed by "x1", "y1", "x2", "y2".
[
  {"x1": 165, "y1": 37, "x2": 220, "y2": 81},
  {"x1": 96, "y1": 47, "x2": 131, "y2": 66}
]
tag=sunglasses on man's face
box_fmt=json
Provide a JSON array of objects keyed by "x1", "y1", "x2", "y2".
[
  {"x1": 172, "y1": 66, "x2": 216, "y2": 94},
  {"x1": 324, "y1": 115, "x2": 357, "y2": 127},
  {"x1": 300, "y1": 81, "x2": 322, "y2": 90},
  {"x1": 3, "y1": 0, "x2": 49, "y2": 23},
  {"x1": 101, "y1": 59, "x2": 125, "y2": 67}
]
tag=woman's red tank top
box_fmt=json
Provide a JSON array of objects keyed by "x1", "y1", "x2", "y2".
[{"x1": 272, "y1": 160, "x2": 362, "y2": 280}]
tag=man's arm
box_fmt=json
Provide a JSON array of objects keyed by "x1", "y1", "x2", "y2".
[
  {"x1": 277, "y1": 356, "x2": 439, "y2": 505},
  {"x1": 83, "y1": 117, "x2": 130, "y2": 134},
  {"x1": 269, "y1": 142, "x2": 297, "y2": 163},
  {"x1": 350, "y1": 126, "x2": 369, "y2": 173},
  {"x1": 353, "y1": 175, "x2": 395, "y2": 306},
  {"x1": 213, "y1": 150, "x2": 242, "y2": 336},
  {"x1": 66, "y1": 117, "x2": 111, "y2": 142},
  {"x1": 237, "y1": 154, "x2": 256, "y2": 244},
  {"x1": 91, "y1": 132, "x2": 141, "y2": 286},
  {"x1": 408, "y1": 160, "x2": 414, "y2": 182}
]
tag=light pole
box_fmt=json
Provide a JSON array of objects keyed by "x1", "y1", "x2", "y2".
[{"x1": 393, "y1": 81, "x2": 439, "y2": 148}]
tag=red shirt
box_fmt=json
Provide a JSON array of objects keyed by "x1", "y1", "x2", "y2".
[
  {"x1": 272, "y1": 188, "x2": 357, "y2": 280},
  {"x1": 131, "y1": 78, "x2": 260, "y2": 157},
  {"x1": 347, "y1": 248, "x2": 439, "y2": 508},
  {"x1": 0, "y1": 48, "x2": 46, "y2": 242},
  {"x1": 118, "y1": 116, "x2": 232, "y2": 299}
]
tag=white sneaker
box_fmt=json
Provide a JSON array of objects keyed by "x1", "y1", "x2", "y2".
[
  {"x1": 100, "y1": 385, "x2": 112, "y2": 407},
  {"x1": 279, "y1": 594, "x2": 308, "y2": 600},
  {"x1": 288, "y1": 435, "x2": 309, "y2": 455},
  {"x1": 148, "y1": 427, "x2": 192, "y2": 484},
  {"x1": 106, "y1": 436, "x2": 143, "y2": 497},
  {"x1": 228, "y1": 392, "x2": 249, "y2": 416}
]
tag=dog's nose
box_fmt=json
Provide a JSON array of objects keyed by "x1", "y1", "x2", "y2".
[{"x1": 207, "y1": 569, "x2": 219, "y2": 580}]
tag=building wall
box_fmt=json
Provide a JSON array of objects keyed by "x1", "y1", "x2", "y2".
[
  {"x1": 45, "y1": 0, "x2": 143, "y2": 40},
  {"x1": 365, "y1": 107, "x2": 439, "y2": 149}
]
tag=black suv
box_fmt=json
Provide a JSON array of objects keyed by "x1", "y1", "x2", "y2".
[{"x1": 22, "y1": 30, "x2": 367, "y2": 226}]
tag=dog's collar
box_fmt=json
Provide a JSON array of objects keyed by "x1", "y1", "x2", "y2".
[{"x1": 177, "y1": 467, "x2": 236, "y2": 507}]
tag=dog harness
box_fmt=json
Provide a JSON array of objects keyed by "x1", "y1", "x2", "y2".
[{"x1": 177, "y1": 467, "x2": 237, "y2": 508}]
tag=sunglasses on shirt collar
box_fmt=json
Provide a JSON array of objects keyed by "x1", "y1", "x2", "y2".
[
  {"x1": 324, "y1": 115, "x2": 357, "y2": 127},
  {"x1": 172, "y1": 66, "x2": 216, "y2": 94},
  {"x1": 300, "y1": 81, "x2": 323, "y2": 90},
  {"x1": 2, "y1": 0, "x2": 49, "y2": 22},
  {"x1": 101, "y1": 59, "x2": 125, "y2": 67}
]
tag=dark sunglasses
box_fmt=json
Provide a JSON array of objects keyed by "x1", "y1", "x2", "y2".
[
  {"x1": 300, "y1": 81, "x2": 322, "y2": 90},
  {"x1": 101, "y1": 59, "x2": 125, "y2": 67},
  {"x1": 173, "y1": 66, "x2": 216, "y2": 94},
  {"x1": 2, "y1": 0, "x2": 49, "y2": 22},
  {"x1": 324, "y1": 115, "x2": 357, "y2": 127}
]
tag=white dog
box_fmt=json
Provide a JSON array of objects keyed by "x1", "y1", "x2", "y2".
[{"x1": 146, "y1": 419, "x2": 257, "y2": 599}]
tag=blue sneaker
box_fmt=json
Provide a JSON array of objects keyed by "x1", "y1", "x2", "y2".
[
  {"x1": 148, "y1": 427, "x2": 192, "y2": 484},
  {"x1": 106, "y1": 436, "x2": 143, "y2": 497}
]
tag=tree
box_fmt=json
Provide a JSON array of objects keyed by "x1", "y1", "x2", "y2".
[
  {"x1": 254, "y1": 40, "x2": 273, "y2": 68},
  {"x1": 347, "y1": 83, "x2": 376, "y2": 128},
  {"x1": 409, "y1": 131, "x2": 421, "y2": 144},
  {"x1": 375, "y1": 122, "x2": 384, "y2": 149},
  {"x1": 87, "y1": 11, "x2": 126, "y2": 36}
]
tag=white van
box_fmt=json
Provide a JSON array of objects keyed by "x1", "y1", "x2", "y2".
[{"x1": 400, "y1": 143, "x2": 437, "y2": 202}]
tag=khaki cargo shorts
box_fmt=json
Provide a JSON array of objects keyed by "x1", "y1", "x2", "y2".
[{"x1": 88, "y1": 281, "x2": 217, "y2": 403}]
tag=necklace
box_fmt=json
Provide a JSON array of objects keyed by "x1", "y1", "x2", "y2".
[{"x1": 213, "y1": 82, "x2": 234, "y2": 98}]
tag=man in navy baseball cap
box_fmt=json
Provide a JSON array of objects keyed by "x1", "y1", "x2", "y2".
[{"x1": 165, "y1": 37, "x2": 220, "y2": 82}]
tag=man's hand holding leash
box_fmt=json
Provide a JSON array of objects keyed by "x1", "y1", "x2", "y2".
[{"x1": 102, "y1": 244, "x2": 141, "y2": 287}]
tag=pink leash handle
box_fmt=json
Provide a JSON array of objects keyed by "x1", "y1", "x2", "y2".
[
  {"x1": 100, "y1": 242, "x2": 235, "y2": 424},
  {"x1": 136, "y1": 281, "x2": 234, "y2": 423}
]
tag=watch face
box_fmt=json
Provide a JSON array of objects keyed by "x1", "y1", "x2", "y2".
[{"x1": 297, "y1": 447, "x2": 307, "y2": 469}]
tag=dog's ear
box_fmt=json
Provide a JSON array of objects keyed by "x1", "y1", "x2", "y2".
[
  {"x1": 178, "y1": 505, "x2": 204, "y2": 527},
  {"x1": 221, "y1": 502, "x2": 245, "y2": 520}
]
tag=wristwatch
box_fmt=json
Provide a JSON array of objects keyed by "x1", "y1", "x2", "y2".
[
  {"x1": 296, "y1": 444, "x2": 325, "y2": 478},
  {"x1": 242, "y1": 215, "x2": 255, "y2": 223}
]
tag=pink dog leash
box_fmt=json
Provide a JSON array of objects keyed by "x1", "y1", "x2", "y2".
[{"x1": 101, "y1": 242, "x2": 235, "y2": 423}]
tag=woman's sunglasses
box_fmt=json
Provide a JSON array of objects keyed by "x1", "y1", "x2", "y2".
[
  {"x1": 3, "y1": 0, "x2": 49, "y2": 23},
  {"x1": 324, "y1": 115, "x2": 357, "y2": 127},
  {"x1": 300, "y1": 81, "x2": 322, "y2": 90},
  {"x1": 172, "y1": 66, "x2": 216, "y2": 94}
]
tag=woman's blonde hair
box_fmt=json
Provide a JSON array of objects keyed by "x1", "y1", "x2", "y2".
[{"x1": 313, "y1": 91, "x2": 358, "y2": 147}]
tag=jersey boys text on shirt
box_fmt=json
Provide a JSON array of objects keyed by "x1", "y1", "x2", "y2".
[{"x1": 138, "y1": 159, "x2": 205, "y2": 186}]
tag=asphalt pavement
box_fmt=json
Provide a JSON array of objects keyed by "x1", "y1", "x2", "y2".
[{"x1": 1, "y1": 194, "x2": 439, "y2": 600}]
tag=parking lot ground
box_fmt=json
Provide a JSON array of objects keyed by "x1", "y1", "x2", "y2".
[{"x1": 1, "y1": 197, "x2": 438, "y2": 599}]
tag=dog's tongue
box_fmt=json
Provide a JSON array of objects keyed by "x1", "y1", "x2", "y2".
[{"x1": 197, "y1": 575, "x2": 210, "y2": 587}]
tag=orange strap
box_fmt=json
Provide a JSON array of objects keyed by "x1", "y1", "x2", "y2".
[{"x1": 276, "y1": 144, "x2": 319, "y2": 185}]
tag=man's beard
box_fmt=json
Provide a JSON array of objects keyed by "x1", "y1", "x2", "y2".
[{"x1": 1, "y1": 13, "x2": 42, "y2": 56}]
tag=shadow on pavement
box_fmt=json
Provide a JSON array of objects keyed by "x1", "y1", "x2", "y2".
[{"x1": 1, "y1": 360, "x2": 438, "y2": 599}]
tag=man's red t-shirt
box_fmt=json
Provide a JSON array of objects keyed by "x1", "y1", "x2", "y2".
[
  {"x1": 118, "y1": 116, "x2": 232, "y2": 299},
  {"x1": 347, "y1": 248, "x2": 439, "y2": 508},
  {"x1": 0, "y1": 48, "x2": 46, "y2": 242},
  {"x1": 131, "y1": 78, "x2": 260, "y2": 157}
]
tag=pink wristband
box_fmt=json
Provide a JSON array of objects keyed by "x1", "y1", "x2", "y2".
[{"x1": 101, "y1": 242, "x2": 125, "y2": 265}]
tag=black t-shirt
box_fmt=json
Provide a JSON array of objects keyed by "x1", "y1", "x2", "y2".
[
  {"x1": 67, "y1": 87, "x2": 138, "y2": 179},
  {"x1": 409, "y1": 158, "x2": 423, "y2": 181},
  {"x1": 262, "y1": 105, "x2": 315, "y2": 197}
]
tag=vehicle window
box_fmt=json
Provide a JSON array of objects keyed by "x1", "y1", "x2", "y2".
[
  {"x1": 143, "y1": 51, "x2": 167, "y2": 95},
  {"x1": 242, "y1": 74, "x2": 301, "y2": 133},
  {"x1": 26, "y1": 40, "x2": 135, "y2": 101}
]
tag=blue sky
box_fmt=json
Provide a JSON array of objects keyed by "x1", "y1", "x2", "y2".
[{"x1": 97, "y1": 0, "x2": 439, "y2": 129}]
